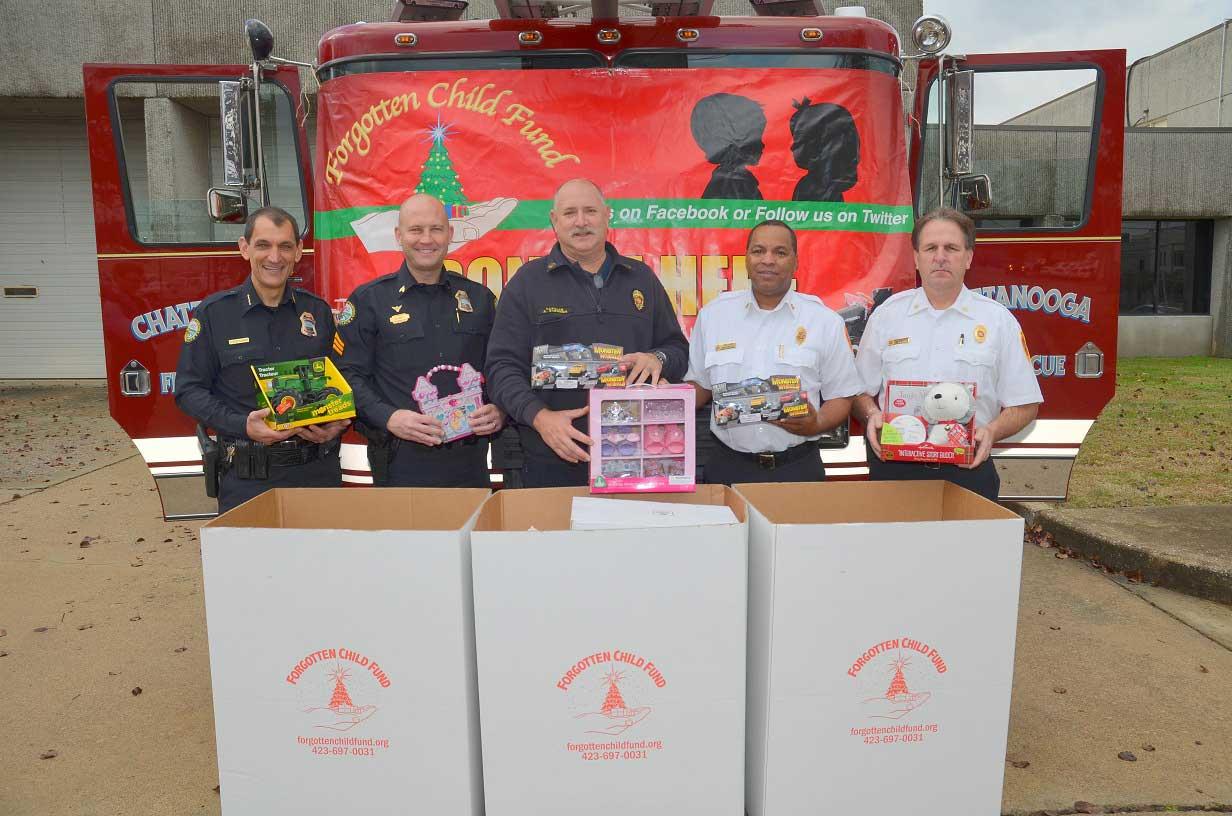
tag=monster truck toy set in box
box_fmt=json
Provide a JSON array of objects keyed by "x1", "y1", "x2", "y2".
[
  {"x1": 251, "y1": 357, "x2": 356, "y2": 430},
  {"x1": 711, "y1": 376, "x2": 809, "y2": 427},
  {"x1": 531, "y1": 343, "x2": 630, "y2": 390}
]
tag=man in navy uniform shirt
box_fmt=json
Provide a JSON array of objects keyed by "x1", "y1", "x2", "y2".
[
  {"x1": 485, "y1": 179, "x2": 689, "y2": 488},
  {"x1": 175, "y1": 207, "x2": 350, "y2": 513},
  {"x1": 336, "y1": 194, "x2": 503, "y2": 487}
]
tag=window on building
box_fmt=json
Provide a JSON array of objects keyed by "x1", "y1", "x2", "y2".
[{"x1": 1119, "y1": 220, "x2": 1213, "y2": 315}]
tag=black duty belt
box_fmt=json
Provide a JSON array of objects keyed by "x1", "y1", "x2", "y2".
[
  {"x1": 221, "y1": 438, "x2": 335, "y2": 468},
  {"x1": 731, "y1": 441, "x2": 820, "y2": 470}
]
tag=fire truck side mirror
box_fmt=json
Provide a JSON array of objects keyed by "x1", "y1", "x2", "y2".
[
  {"x1": 245, "y1": 19, "x2": 275, "y2": 62},
  {"x1": 953, "y1": 174, "x2": 992, "y2": 212},
  {"x1": 208, "y1": 188, "x2": 249, "y2": 224}
]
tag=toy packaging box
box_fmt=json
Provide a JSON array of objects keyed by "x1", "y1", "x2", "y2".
[
  {"x1": 531, "y1": 343, "x2": 630, "y2": 390},
  {"x1": 879, "y1": 380, "x2": 977, "y2": 465},
  {"x1": 413, "y1": 363, "x2": 486, "y2": 442},
  {"x1": 712, "y1": 375, "x2": 809, "y2": 427},
  {"x1": 251, "y1": 356, "x2": 355, "y2": 430},
  {"x1": 588, "y1": 385, "x2": 696, "y2": 493}
]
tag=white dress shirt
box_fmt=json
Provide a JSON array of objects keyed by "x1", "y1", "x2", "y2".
[
  {"x1": 687, "y1": 289, "x2": 863, "y2": 453},
  {"x1": 854, "y1": 286, "x2": 1043, "y2": 427}
]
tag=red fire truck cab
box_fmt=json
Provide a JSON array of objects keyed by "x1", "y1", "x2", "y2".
[{"x1": 83, "y1": 1, "x2": 1123, "y2": 519}]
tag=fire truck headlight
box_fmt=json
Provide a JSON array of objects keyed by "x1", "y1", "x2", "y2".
[{"x1": 911, "y1": 14, "x2": 951, "y2": 54}]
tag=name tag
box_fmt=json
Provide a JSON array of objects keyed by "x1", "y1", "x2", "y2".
[
  {"x1": 228, "y1": 337, "x2": 249, "y2": 345},
  {"x1": 715, "y1": 341, "x2": 737, "y2": 352},
  {"x1": 888, "y1": 337, "x2": 910, "y2": 347}
]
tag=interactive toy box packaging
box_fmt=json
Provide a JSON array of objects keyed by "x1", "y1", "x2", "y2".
[
  {"x1": 711, "y1": 376, "x2": 808, "y2": 427},
  {"x1": 531, "y1": 342, "x2": 630, "y2": 389},
  {"x1": 470, "y1": 486, "x2": 748, "y2": 816},
  {"x1": 879, "y1": 380, "x2": 977, "y2": 465},
  {"x1": 588, "y1": 384, "x2": 696, "y2": 493},
  {"x1": 735, "y1": 481, "x2": 1024, "y2": 816},
  {"x1": 251, "y1": 356, "x2": 355, "y2": 430},
  {"x1": 200, "y1": 488, "x2": 489, "y2": 816}
]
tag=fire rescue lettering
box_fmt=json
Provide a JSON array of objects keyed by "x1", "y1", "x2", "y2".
[
  {"x1": 324, "y1": 77, "x2": 579, "y2": 184},
  {"x1": 974, "y1": 284, "x2": 1092, "y2": 324},
  {"x1": 846, "y1": 638, "x2": 948, "y2": 678},
  {"x1": 131, "y1": 301, "x2": 201, "y2": 341}
]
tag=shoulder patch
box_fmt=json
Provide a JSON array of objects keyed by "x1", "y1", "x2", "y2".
[
  {"x1": 184, "y1": 318, "x2": 201, "y2": 343},
  {"x1": 337, "y1": 300, "x2": 357, "y2": 326}
]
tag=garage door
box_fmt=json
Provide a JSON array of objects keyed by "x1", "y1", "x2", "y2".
[{"x1": 0, "y1": 116, "x2": 104, "y2": 378}]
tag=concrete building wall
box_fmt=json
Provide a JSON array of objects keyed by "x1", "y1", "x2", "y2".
[
  {"x1": 1007, "y1": 84, "x2": 1098, "y2": 127},
  {"x1": 1122, "y1": 128, "x2": 1232, "y2": 218}
]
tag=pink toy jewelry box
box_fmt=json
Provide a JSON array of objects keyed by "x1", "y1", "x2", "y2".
[
  {"x1": 588, "y1": 384, "x2": 696, "y2": 493},
  {"x1": 412, "y1": 363, "x2": 486, "y2": 443}
]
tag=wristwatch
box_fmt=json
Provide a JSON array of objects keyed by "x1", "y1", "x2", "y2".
[{"x1": 652, "y1": 349, "x2": 668, "y2": 367}]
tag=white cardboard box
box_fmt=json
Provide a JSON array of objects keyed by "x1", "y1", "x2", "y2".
[
  {"x1": 736, "y1": 481, "x2": 1025, "y2": 816},
  {"x1": 471, "y1": 486, "x2": 749, "y2": 815},
  {"x1": 200, "y1": 488, "x2": 489, "y2": 815}
]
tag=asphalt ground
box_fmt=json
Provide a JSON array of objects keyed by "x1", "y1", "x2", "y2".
[{"x1": 1, "y1": 382, "x2": 1229, "y2": 815}]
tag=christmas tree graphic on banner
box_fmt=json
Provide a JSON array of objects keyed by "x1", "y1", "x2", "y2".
[
  {"x1": 415, "y1": 116, "x2": 469, "y2": 209},
  {"x1": 349, "y1": 113, "x2": 519, "y2": 256}
]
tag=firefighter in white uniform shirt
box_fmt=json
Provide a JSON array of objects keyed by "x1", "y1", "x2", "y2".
[
  {"x1": 852, "y1": 208, "x2": 1043, "y2": 500},
  {"x1": 687, "y1": 220, "x2": 863, "y2": 484}
]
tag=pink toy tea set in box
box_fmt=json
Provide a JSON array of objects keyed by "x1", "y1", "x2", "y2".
[
  {"x1": 412, "y1": 363, "x2": 486, "y2": 443},
  {"x1": 588, "y1": 384, "x2": 696, "y2": 493}
]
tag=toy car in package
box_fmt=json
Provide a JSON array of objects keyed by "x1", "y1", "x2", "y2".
[
  {"x1": 879, "y1": 380, "x2": 977, "y2": 465},
  {"x1": 531, "y1": 342, "x2": 630, "y2": 389},
  {"x1": 711, "y1": 376, "x2": 809, "y2": 427},
  {"x1": 251, "y1": 356, "x2": 356, "y2": 430}
]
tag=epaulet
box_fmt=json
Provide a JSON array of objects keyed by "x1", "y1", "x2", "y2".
[
  {"x1": 712, "y1": 289, "x2": 747, "y2": 304},
  {"x1": 195, "y1": 286, "x2": 243, "y2": 311},
  {"x1": 348, "y1": 270, "x2": 400, "y2": 300},
  {"x1": 791, "y1": 290, "x2": 826, "y2": 307},
  {"x1": 880, "y1": 289, "x2": 917, "y2": 308},
  {"x1": 291, "y1": 287, "x2": 328, "y2": 306}
]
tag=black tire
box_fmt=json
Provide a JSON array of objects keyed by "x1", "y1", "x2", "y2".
[{"x1": 270, "y1": 390, "x2": 298, "y2": 415}]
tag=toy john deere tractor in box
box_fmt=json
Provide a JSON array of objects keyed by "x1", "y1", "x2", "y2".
[{"x1": 251, "y1": 356, "x2": 356, "y2": 430}]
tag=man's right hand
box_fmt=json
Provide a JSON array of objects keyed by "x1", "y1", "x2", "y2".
[
  {"x1": 531, "y1": 406, "x2": 592, "y2": 463},
  {"x1": 387, "y1": 409, "x2": 446, "y2": 446},
  {"x1": 864, "y1": 410, "x2": 885, "y2": 459},
  {"x1": 246, "y1": 408, "x2": 298, "y2": 445}
]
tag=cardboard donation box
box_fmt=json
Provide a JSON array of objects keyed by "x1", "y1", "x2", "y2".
[
  {"x1": 736, "y1": 482, "x2": 1024, "y2": 816},
  {"x1": 470, "y1": 487, "x2": 749, "y2": 815},
  {"x1": 200, "y1": 488, "x2": 489, "y2": 816}
]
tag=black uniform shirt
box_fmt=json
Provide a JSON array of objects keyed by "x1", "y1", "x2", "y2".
[
  {"x1": 174, "y1": 278, "x2": 336, "y2": 440},
  {"x1": 485, "y1": 242, "x2": 689, "y2": 461},
  {"x1": 335, "y1": 264, "x2": 497, "y2": 431}
]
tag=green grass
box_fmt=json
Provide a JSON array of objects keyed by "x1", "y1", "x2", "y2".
[{"x1": 1065, "y1": 357, "x2": 1232, "y2": 508}]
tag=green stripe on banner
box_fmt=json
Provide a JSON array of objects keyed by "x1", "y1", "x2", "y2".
[{"x1": 314, "y1": 199, "x2": 913, "y2": 240}]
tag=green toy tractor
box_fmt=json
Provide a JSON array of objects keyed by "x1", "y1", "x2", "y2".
[{"x1": 267, "y1": 360, "x2": 342, "y2": 416}]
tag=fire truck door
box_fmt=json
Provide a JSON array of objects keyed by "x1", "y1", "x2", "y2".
[
  {"x1": 82, "y1": 63, "x2": 313, "y2": 519},
  {"x1": 909, "y1": 49, "x2": 1126, "y2": 500}
]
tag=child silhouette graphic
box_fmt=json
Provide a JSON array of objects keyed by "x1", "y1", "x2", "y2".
[
  {"x1": 690, "y1": 93, "x2": 767, "y2": 200},
  {"x1": 789, "y1": 98, "x2": 860, "y2": 202}
]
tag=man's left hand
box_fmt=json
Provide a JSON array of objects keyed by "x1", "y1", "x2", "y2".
[
  {"x1": 469, "y1": 403, "x2": 505, "y2": 436},
  {"x1": 296, "y1": 419, "x2": 352, "y2": 444},
  {"x1": 960, "y1": 425, "x2": 993, "y2": 469},
  {"x1": 620, "y1": 352, "x2": 663, "y2": 386},
  {"x1": 770, "y1": 398, "x2": 819, "y2": 437}
]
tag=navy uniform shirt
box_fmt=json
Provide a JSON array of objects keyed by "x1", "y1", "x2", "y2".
[
  {"x1": 174, "y1": 278, "x2": 336, "y2": 440},
  {"x1": 335, "y1": 264, "x2": 497, "y2": 432},
  {"x1": 485, "y1": 242, "x2": 689, "y2": 461}
]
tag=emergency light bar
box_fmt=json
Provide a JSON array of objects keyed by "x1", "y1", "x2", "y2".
[
  {"x1": 749, "y1": 0, "x2": 821, "y2": 17},
  {"x1": 391, "y1": 0, "x2": 469, "y2": 21}
]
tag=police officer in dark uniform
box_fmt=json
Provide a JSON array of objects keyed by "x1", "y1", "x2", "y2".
[
  {"x1": 485, "y1": 179, "x2": 689, "y2": 488},
  {"x1": 335, "y1": 194, "x2": 504, "y2": 488},
  {"x1": 175, "y1": 206, "x2": 350, "y2": 513}
]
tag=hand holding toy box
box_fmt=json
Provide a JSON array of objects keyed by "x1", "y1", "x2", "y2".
[
  {"x1": 412, "y1": 363, "x2": 486, "y2": 443},
  {"x1": 879, "y1": 380, "x2": 977, "y2": 465},
  {"x1": 531, "y1": 343, "x2": 630, "y2": 389},
  {"x1": 589, "y1": 384, "x2": 696, "y2": 493},
  {"x1": 252, "y1": 356, "x2": 355, "y2": 430},
  {"x1": 711, "y1": 375, "x2": 809, "y2": 427}
]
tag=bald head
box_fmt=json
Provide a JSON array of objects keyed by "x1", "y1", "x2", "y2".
[
  {"x1": 549, "y1": 179, "x2": 610, "y2": 265},
  {"x1": 395, "y1": 193, "x2": 451, "y2": 279}
]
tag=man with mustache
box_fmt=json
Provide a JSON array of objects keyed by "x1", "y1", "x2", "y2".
[
  {"x1": 852, "y1": 208, "x2": 1043, "y2": 500},
  {"x1": 486, "y1": 179, "x2": 689, "y2": 487},
  {"x1": 686, "y1": 220, "x2": 861, "y2": 483}
]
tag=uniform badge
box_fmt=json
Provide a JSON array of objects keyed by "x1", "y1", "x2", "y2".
[
  {"x1": 795, "y1": 326, "x2": 807, "y2": 346},
  {"x1": 390, "y1": 313, "x2": 410, "y2": 324},
  {"x1": 300, "y1": 311, "x2": 317, "y2": 338},
  {"x1": 974, "y1": 324, "x2": 988, "y2": 344},
  {"x1": 632, "y1": 289, "x2": 645, "y2": 311},
  {"x1": 337, "y1": 300, "x2": 356, "y2": 326},
  {"x1": 184, "y1": 318, "x2": 201, "y2": 343},
  {"x1": 455, "y1": 290, "x2": 474, "y2": 313}
]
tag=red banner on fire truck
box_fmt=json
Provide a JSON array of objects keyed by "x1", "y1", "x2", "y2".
[{"x1": 314, "y1": 67, "x2": 916, "y2": 329}]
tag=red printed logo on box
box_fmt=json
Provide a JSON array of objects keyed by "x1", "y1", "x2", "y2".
[
  {"x1": 558, "y1": 649, "x2": 668, "y2": 762},
  {"x1": 286, "y1": 646, "x2": 393, "y2": 757},
  {"x1": 846, "y1": 637, "x2": 947, "y2": 745}
]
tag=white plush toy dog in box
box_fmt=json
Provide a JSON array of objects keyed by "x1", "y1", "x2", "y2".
[
  {"x1": 922, "y1": 382, "x2": 976, "y2": 445},
  {"x1": 880, "y1": 379, "x2": 978, "y2": 464}
]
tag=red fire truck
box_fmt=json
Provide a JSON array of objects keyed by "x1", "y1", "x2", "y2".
[{"x1": 83, "y1": 1, "x2": 1123, "y2": 519}]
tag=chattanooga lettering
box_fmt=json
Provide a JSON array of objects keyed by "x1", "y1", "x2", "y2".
[
  {"x1": 131, "y1": 300, "x2": 201, "y2": 341},
  {"x1": 975, "y1": 284, "x2": 1092, "y2": 324},
  {"x1": 847, "y1": 637, "x2": 947, "y2": 678}
]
